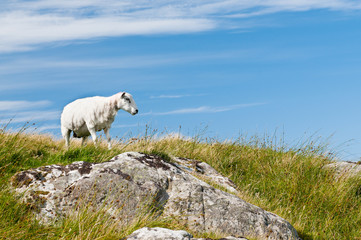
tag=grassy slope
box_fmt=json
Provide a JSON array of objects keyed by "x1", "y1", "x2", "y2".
[{"x1": 0, "y1": 129, "x2": 360, "y2": 239}]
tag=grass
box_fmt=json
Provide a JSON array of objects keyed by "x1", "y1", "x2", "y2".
[{"x1": 0, "y1": 125, "x2": 361, "y2": 239}]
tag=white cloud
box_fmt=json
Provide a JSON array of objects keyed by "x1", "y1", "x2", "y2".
[
  {"x1": 33, "y1": 124, "x2": 60, "y2": 132},
  {"x1": 0, "y1": 47, "x2": 315, "y2": 77},
  {"x1": 150, "y1": 94, "x2": 190, "y2": 99},
  {"x1": 112, "y1": 123, "x2": 143, "y2": 128},
  {"x1": 0, "y1": 50, "x2": 244, "y2": 75},
  {"x1": 0, "y1": 110, "x2": 61, "y2": 123},
  {"x1": 0, "y1": 100, "x2": 51, "y2": 111},
  {"x1": 0, "y1": 11, "x2": 214, "y2": 53},
  {"x1": 150, "y1": 93, "x2": 206, "y2": 99},
  {"x1": 0, "y1": 99, "x2": 59, "y2": 125},
  {"x1": 141, "y1": 102, "x2": 266, "y2": 116},
  {"x1": 0, "y1": 55, "x2": 183, "y2": 74},
  {"x1": 1, "y1": 0, "x2": 360, "y2": 53}
]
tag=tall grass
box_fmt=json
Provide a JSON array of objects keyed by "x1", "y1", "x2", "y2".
[{"x1": 0, "y1": 125, "x2": 360, "y2": 239}]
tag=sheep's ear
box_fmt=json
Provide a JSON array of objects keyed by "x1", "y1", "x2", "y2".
[{"x1": 121, "y1": 92, "x2": 126, "y2": 98}]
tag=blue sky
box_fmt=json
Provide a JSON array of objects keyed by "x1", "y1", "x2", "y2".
[{"x1": 1, "y1": 0, "x2": 361, "y2": 160}]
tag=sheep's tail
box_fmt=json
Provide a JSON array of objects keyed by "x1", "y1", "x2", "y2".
[{"x1": 61, "y1": 125, "x2": 69, "y2": 137}]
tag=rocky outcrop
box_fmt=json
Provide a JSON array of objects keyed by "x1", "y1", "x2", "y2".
[
  {"x1": 324, "y1": 161, "x2": 361, "y2": 178},
  {"x1": 172, "y1": 157, "x2": 238, "y2": 194},
  {"x1": 126, "y1": 227, "x2": 192, "y2": 240},
  {"x1": 126, "y1": 227, "x2": 247, "y2": 240},
  {"x1": 11, "y1": 152, "x2": 300, "y2": 239}
]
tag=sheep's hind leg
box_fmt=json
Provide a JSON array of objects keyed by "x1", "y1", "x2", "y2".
[
  {"x1": 104, "y1": 128, "x2": 112, "y2": 150},
  {"x1": 61, "y1": 126, "x2": 71, "y2": 149},
  {"x1": 88, "y1": 127, "x2": 98, "y2": 147},
  {"x1": 81, "y1": 136, "x2": 88, "y2": 147}
]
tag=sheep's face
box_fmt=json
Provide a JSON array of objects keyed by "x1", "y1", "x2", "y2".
[{"x1": 117, "y1": 92, "x2": 138, "y2": 115}]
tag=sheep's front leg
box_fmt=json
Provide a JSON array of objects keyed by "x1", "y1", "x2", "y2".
[
  {"x1": 104, "y1": 128, "x2": 112, "y2": 149},
  {"x1": 88, "y1": 127, "x2": 98, "y2": 147}
]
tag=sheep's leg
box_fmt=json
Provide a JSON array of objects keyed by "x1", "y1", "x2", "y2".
[
  {"x1": 104, "y1": 128, "x2": 112, "y2": 149},
  {"x1": 61, "y1": 126, "x2": 71, "y2": 149},
  {"x1": 81, "y1": 136, "x2": 88, "y2": 146},
  {"x1": 88, "y1": 127, "x2": 98, "y2": 147}
]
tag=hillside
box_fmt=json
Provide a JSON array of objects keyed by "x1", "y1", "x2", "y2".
[{"x1": 1, "y1": 129, "x2": 361, "y2": 239}]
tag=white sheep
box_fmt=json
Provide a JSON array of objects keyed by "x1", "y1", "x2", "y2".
[{"x1": 61, "y1": 92, "x2": 138, "y2": 149}]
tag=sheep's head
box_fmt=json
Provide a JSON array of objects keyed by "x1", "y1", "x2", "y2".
[{"x1": 113, "y1": 92, "x2": 138, "y2": 115}]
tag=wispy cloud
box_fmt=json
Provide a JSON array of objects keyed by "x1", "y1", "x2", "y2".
[
  {"x1": 112, "y1": 123, "x2": 143, "y2": 129},
  {"x1": 0, "y1": 50, "x2": 245, "y2": 75},
  {"x1": 1, "y1": 0, "x2": 360, "y2": 53},
  {"x1": 0, "y1": 110, "x2": 61, "y2": 123},
  {"x1": 0, "y1": 100, "x2": 59, "y2": 124},
  {"x1": 150, "y1": 93, "x2": 206, "y2": 99},
  {"x1": 141, "y1": 102, "x2": 266, "y2": 116},
  {"x1": 150, "y1": 94, "x2": 190, "y2": 99},
  {"x1": 0, "y1": 55, "x2": 184, "y2": 74},
  {"x1": 0, "y1": 47, "x2": 310, "y2": 76},
  {"x1": 0, "y1": 100, "x2": 51, "y2": 111},
  {"x1": 33, "y1": 124, "x2": 60, "y2": 132},
  {"x1": 0, "y1": 11, "x2": 214, "y2": 53}
]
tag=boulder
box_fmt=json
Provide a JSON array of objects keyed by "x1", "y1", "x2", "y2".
[
  {"x1": 126, "y1": 227, "x2": 247, "y2": 240},
  {"x1": 11, "y1": 152, "x2": 300, "y2": 239},
  {"x1": 324, "y1": 161, "x2": 361, "y2": 179},
  {"x1": 126, "y1": 227, "x2": 192, "y2": 240},
  {"x1": 172, "y1": 157, "x2": 238, "y2": 194}
]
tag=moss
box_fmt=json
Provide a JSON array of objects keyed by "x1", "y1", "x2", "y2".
[
  {"x1": 145, "y1": 150, "x2": 173, "y2": 163},
  {"x1": 10, "y1": 172, "x2": 33, "y2": 187}
]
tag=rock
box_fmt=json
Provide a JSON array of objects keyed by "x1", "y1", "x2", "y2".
[
  {"x1": 125, "y1": 227, "x2": 248, "y2": 240},
  {"x1": 126, "y1": 227, "x2": 192, "y2": 240},
  {"x1": 218, "y1": 237, "x2": 248, "y2": 240},
  {"x1": 11, "y1": 152, "x2": 300, "y2": 239},
  {"x1": 173, "y1": 157, "x2": 238, "y2": 194},
  {"x1": 324, "y1": 161, "x2": 361, "y2": 178}
]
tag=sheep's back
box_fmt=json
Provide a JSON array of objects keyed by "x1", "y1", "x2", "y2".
[{"x1": 61, "y1": 97, "x2": 109, "y2": 131}]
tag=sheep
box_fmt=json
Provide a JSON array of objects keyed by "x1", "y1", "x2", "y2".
[{"x1": 61, "y1": 92, "x2": 138, "y2": 149}]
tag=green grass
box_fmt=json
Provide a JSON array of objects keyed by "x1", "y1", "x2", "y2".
[{"x1": 0, "y1": 126, "x2": 361, "y2": 239}]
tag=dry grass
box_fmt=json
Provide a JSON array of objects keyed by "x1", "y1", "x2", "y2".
[{"x1": 0, "y1": 127, "x2": 361, "y2": 239}]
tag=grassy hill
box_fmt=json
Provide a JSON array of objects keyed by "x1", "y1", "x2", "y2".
[{"x1": 1, "y1": 127, "x2": 360, "y2": 239}]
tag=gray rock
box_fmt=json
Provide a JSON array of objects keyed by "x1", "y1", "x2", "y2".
[
  {"x1": 173, "y1": 157, "x2": 238, "y2": 194},
  {"x1": 11, "y1": 152, "x2": 300, "y2": 239},
  {"x1": 126, "y1": 227, "x2": 192, "y2": 240},
  {"x1": 218, "y1": 237, "x2": 248, "y2": 240},
  {"x1": 324, "y1": 161, "x2": 361, "y2": 178},
  {"x1": 125, "y1": 227, "x2": 248, "y2": 240}
]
